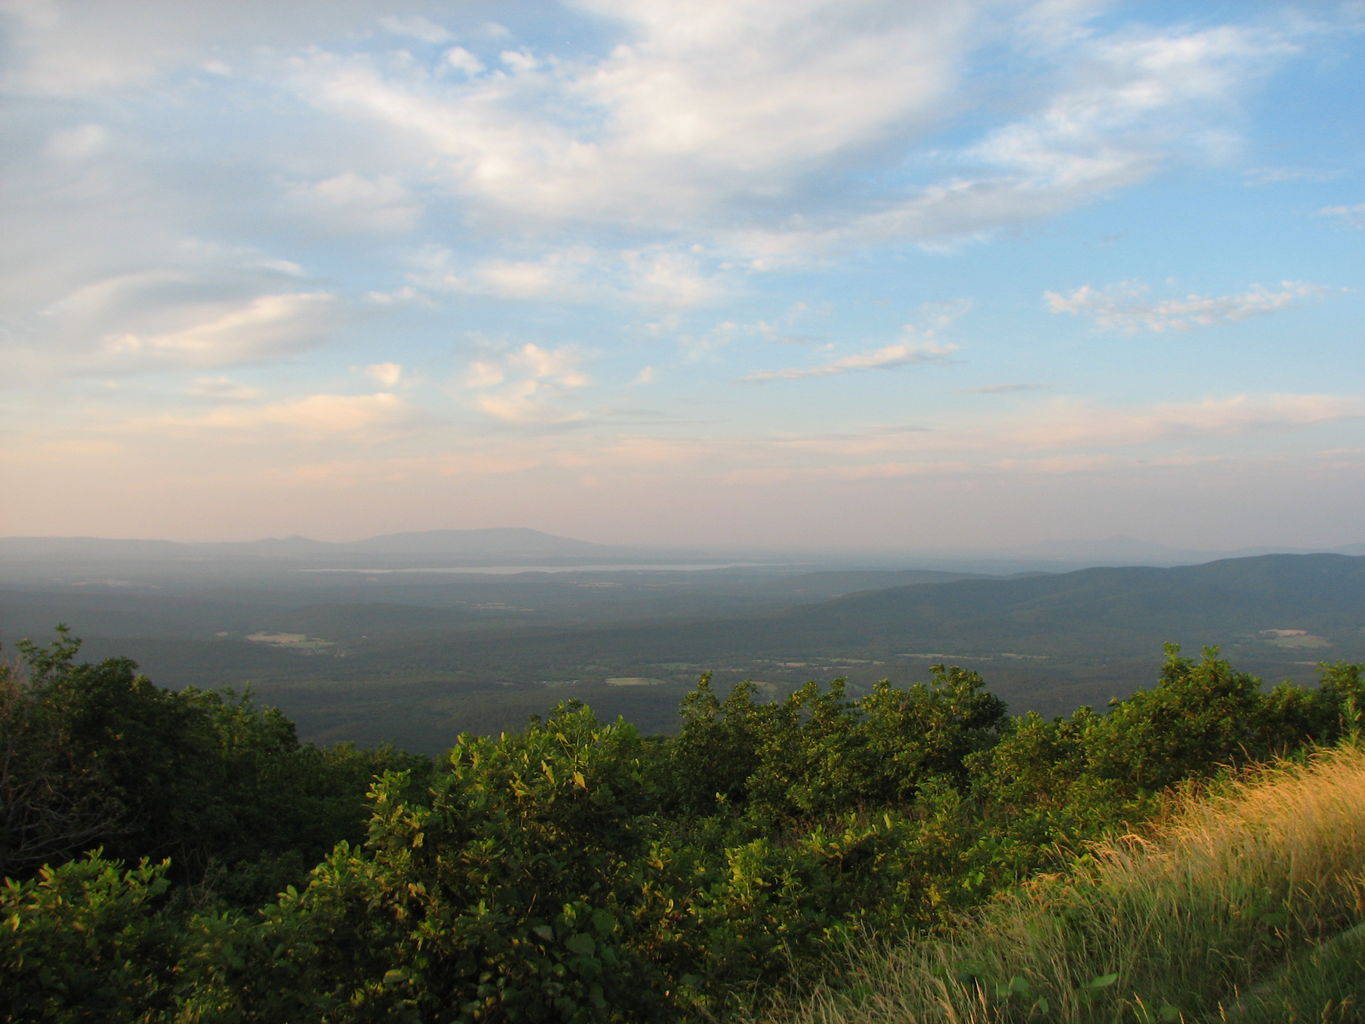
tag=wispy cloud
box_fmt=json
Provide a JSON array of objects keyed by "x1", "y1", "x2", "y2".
[
  {"x1": 464, "y1": 343, "x2": 591, "y2": 424},
  {"x1": 1243, "y1": 165, "x2": 1341, "y2": 185},
  {"x1": 285, "y1": 0, "x2": 977, "y2": 231},
  {"x1": 5, "y1": 250, "x2": 340, "y2": 383},
  {"x1": 98, "y1": 292, "x2": 340, "y2": 368},
  {"x1": 962, "y1": 383, "x2": 1044, "y2": 395},
  {"x1": 2, "y1": 1, "x2": 1360, "y2": 548},
  {"x1": 1010, "y1": 393, "x2": 1365, "y2": 449},
  {"x1": 138, "y1": 391, "x2": 418, "y2": 442},
  {"x1": 377, "y1": 14, "x2": 456, "y2": 45},
  {"x1": 1043, "y1": 279, "x2": 1331, "y2": 332},
  {"x1": 1318, "y1": 203, "x2": 1365, "y2": 230},
  {"x1": 289, "y1": 172, "x2": 421, "y2": 234},
  {"x1": 364, "y1": 362, "x2": 404, "y2": 388},
  {"x1": 188, "y1": 376, "x2": 262, "y2": 401},
  {"x1": 727, "y1": 16, "x2": 1307, "y2": 257},
  {"x1": 0, "y1": 0, "x2": 389, "y2": 95},
  {"x1": 408, "y1": 243, "x2": 730, "y2": 308},
  {"x1": 44, "y1": 123, "x2": 109, "y2": 161},
  {"x1": 742, "y1": 301, "x2": 966, "y2": 381},
  {"x1": 768, "y1": 392, "x2": 1365, "y2": 460},
  {"x1": 742, "y1": 340, "x2": 956, "y2": 382}
]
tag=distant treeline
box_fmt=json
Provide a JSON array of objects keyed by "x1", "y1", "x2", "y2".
[{"x1": 2, "y1": 627, "x2": 1361, "y2": 1022}]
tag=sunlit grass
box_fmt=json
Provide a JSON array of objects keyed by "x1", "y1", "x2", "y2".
[{"x1": 763, "y1": 743, "x2": 1365, "y2": 1023}]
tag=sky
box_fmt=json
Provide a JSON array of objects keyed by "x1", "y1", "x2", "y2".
[{"x1": 2, "y1": 0, "x2": 1362, "y2": 553}]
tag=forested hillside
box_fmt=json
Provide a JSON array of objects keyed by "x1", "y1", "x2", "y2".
[
  {"x1": 3, "y1": 629, "x2": 1363, "y2": 1021},
  {"x1": 3, "y1": 553, "x2": 1362, "y2": 750}
]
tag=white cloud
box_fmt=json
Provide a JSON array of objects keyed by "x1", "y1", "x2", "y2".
[
  {"x1": 285, "y1": 1, "x2": 980, "y2": 231},
  {"x1": 1318, "y1": 203, "x2": 1365, "y2": 230},
  {"x1": 1, "y1": 0, "x2": 410, "y2": 95},
  {"x1": 463, "y1": 360, "x2": 506, "y2": 389},
  {"x1": 621, "y1": 249, "x2": 728, "y2": 307},
  {"x1": 244, "y1": 391, "x2": 412, "y2": 439},
  {"x1": 188, "y1": 376, "x2": 262, "y2": 400},
  {"x1": 12, "y1": 0, "x2": 1319, "y2": 279},
  {"x1": 291, "y1": 172, "x2": 421, "y2": 233},
  {"x1": 964, "y1": 383, "x2": 1043, "y2": 395},
  {"x1": 44, "y1": 123, "x2": 108, "y2": 160},
  {"x1": 366, "y1": 285, "x2": 423, "y2": 306},
  {"x1": 509, "y1": 343, "x2": 589, "y2": 387},
  {"x1": 574, "y1": 0, "x2": 971, "y2": 173},
  {"x1": 743, "y1": 340, "x2": 956, "y2": 382},
  {"x1": 1244, "y1": 165, "x2": 1340, "y2": 185},
  {"x1": 259, "y1": 450, "x2": 545, "y2": 487},
  {"x1": 410, "y1": 243, "x2": 729, "y2": 307},
  {"x1": 724, "y1": 17, "x2": 1304, "y2": 257},
  {"x1": 443, "y1": 46, "x2": 485, "y2": 76},
  {"x1": 378, "y1": 14, "x2": 455, "y2": 45},
  {"x1": 148, "y1": 391, "x2": 416, "y2": 441},
  {"x1": 464, "y1": 343, "x2": 591, "y2": 424},
  {"x1": 498, "y1": 49, "x2": 539, "y2": 73},
  {"x1": 1043, "y1": 279, "x2": 1331, "y2": 332},
  {"x1": 462, "y1": 249, "x2": 595, "y2": 301},
  {"x1": 365, "y1": 362, "x2": 404, "y2": 387},
  {"x1": 4, "y1": 0, "x2": 1334, "y2": 268},
  {"x1": 1009, "y1": 393, "x2": 1365, "y2": 450},
  {"x1": 742, "y1": 303, "x2": 964, "y2": 381},
  {"x1": 2, "y1": 235, "x2": 340, "y2": 384},
  {"x1": 99, "y1": 291, "x2": 340, "y2": 368},
  {"x1": 476, "y1": 383, "x2": 583, "y2": 425},
  {"x1": 769, "y1": 392, "x2": 1365, "y2": 461},
  {"x1": 556, "y1": 388, "x2": 1365, "y2": 488}
]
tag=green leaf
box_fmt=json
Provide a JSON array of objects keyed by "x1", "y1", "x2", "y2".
[
  {"x1": 590, "y1": 908, "x2": 615, "y2": 936},
  {"x1": 564, "y1": 933, "x2": 595, "y2": 956},
  {"x1": 1084, "y1": 971, "x2": 1119, "y2": 989}
]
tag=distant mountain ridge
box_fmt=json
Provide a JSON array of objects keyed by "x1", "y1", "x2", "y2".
[
  {"x1": 1001, "y1": 533, "x2": 1365, "y2": 566},
  {"x1": 0, "y1": 528, "x2": 628, "y2": 566},
  {"x1": 766, "y1": 552, "x2": 1365, "y2": 657},
  {"x1": 3, "y1": 530, "x2": 1361, "y2": 572}
]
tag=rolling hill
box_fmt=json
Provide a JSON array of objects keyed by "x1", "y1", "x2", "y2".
[{"x1": 2, "y1": 546, "x2": 1361, "y2": 751}]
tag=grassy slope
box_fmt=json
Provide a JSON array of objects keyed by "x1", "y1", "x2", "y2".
[{"x1": 766, "y1": 742, "x2": 1365, "y2": 1024}]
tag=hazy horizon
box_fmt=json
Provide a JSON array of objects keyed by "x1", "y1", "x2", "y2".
[
  {"x1": 3, "y1": 527, "x2": 1361, "y2": 566},
  {"x1": 3, "y1": 2, "x2": 1362, "y2": 552}
]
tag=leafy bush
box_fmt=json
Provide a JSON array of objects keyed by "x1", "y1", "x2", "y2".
[
  {"x1": 4, "y1": 633, "x2": 1365, "y2": 1022},
  {"x1": 0, "y1": 854, "x2": 180, "y2": 1023},
  {"x1": 1, "y1": 628, "x2": 424, "y2": 900}
]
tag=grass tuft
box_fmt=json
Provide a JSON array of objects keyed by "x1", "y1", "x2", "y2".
[{"x1": 762, "y1": 743, "x2": 1365, "y2": 1023}]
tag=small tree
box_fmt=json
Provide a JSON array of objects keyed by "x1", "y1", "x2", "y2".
[{"x1": 0, "y1": 629, "x2": 125, "y2": 877}]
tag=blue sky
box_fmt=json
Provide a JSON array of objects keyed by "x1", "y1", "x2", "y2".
[{"x1": 2, "y1": 0, "x2": 1362, "y2": 552}]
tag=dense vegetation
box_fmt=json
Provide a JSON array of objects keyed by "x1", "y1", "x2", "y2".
[
  {"x1": 772, "y1": 744, "x2": 1365, "y2": 1023},
  {"x1": 2, "y1": 628, "x2": 1362, "y2": 1022}
]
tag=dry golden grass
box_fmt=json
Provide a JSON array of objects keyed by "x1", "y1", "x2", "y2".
[{"x1": 763, "y1": 743, "x2": 1365, "y2": 1024}]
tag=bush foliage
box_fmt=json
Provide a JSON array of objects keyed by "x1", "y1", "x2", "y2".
[{"x1": 2, "y1": 630, "x2": 1362, "y2": 1021}]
